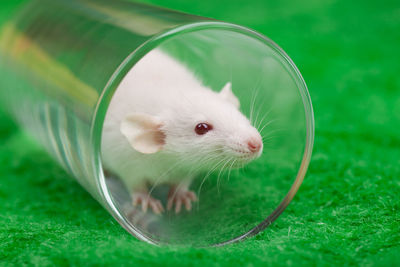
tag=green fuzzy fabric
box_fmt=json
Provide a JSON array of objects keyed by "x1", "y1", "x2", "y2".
[{"x1": 1, "y1": 0, "x2": 399, "y2": 266}]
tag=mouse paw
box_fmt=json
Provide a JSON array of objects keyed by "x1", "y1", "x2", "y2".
[
  {"x1": 167, "y1": 187, "x2": 198, "y2": 213},
  {"x1": 132, "y1": 193, "x2": 164, "y2": 215}
]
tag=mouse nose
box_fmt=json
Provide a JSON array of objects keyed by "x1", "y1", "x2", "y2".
[{"x1": 247, "y1": 137, "x2": 262, "y2": 153}]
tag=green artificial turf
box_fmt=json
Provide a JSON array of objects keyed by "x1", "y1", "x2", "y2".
[{"x1": 0, "y1": 0, "x2": 399, "y2": 265}]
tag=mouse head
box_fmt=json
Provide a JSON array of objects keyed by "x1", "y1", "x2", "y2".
[{"x1": 120, "y1": 82, "x2": 263, "y2": 170}]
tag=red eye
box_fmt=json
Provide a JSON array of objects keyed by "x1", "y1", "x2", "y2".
[{"x1": 195, "y1": 123, "x2": 213, "y2": 135}]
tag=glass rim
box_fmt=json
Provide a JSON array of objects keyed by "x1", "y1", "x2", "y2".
[{"x1": 90, "y1": 20, "x2": 315, "y2": 246}]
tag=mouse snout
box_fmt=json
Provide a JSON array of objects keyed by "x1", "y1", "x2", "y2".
[{"x1": 247, "y1": 137, "x2": 262, "y2": 153}]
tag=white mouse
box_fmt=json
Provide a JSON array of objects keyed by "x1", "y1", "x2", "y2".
[{"x1": 101, "y1": 49, "x2": 263, "y2": 214}]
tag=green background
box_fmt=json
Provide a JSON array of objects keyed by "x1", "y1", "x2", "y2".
[{"x1": 0, "y1": 0, "x2": 399, "y2": 266}]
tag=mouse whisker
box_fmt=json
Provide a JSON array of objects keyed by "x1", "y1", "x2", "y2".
[
  {"x1": 259, "y1": 119, "x2": 281, "y2": 136},
  {"x1": 261, "y1": 127, "x2": 286, "y2": 139},
  {"x1": 216, "y1": 157, "x2": 233, "y2": 194},
  {"x1": 255, "y1": 106, "x2": 275, "y2": 131},
  {"x1": 147, "y1": 152, "x2": 221, "y2": 197},
  {"x1": 253, "y1": 99, "x2": 264, "y2": 129},
  {"x1": 196, "y1": 156, "x2": 227, "y2": 208},
  {"x1": 188, "y1": 154, "x2": 222, "y2": 174},
  {"x1": 248, "y1": 74, "x2": 264, "y2": 124},
  {"x1": 147, "y1": 152, "x2": 213, "y2": 196},
  {"x1": 249, "y1": 90, "x2": 258, "y2": 125},
  {"x1": 227, "y1": 158, "x2": 237, "y2": 182},
  {"x1": 262, "y1": 134, "x2": 280, "y2": 142},
  {"x1": 253, "y1": 91, "x2": 270, "y2": 129}
]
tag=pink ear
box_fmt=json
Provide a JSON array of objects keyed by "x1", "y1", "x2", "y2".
[
  {"x1": 120, "y1": 113, "x2": 166, "y2": 154},
  {"x1": 219, "y1": 82, "x2": 240, "y2": 109}
]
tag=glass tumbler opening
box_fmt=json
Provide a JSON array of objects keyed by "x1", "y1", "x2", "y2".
[
  {"x1": 0, "y1": 0, "x2": 314, "y2": 247},
  {"x1": 96, "y1": 24, "x2": 314, "y2": 246}
]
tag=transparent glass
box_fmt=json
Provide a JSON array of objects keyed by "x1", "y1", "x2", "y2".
[{"x1": 0, "y1": 0, "x2": 314, "y2": 246}]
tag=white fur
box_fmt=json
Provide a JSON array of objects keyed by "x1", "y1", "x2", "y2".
[{"x1": 101, "y1": 49, "x2": 262, "y2": 192}]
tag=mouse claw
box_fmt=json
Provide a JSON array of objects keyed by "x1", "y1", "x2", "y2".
[
  {"x1": 167, "y1": 187, "x2": 198, "y2": 214},
  {"x1": 150, "y1": 199, "x2": 164, "y2": 214},
  {"x1": 132, "y1": 193, "x2": 164, "y2": 215}
]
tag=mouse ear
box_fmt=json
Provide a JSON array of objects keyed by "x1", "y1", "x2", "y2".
[
  {"x1": 120, "y1": 113, "x2": 166, "y2": 154},
  {"x1": 219, "y1": 82, "x2": 240, "y2": 109}
]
